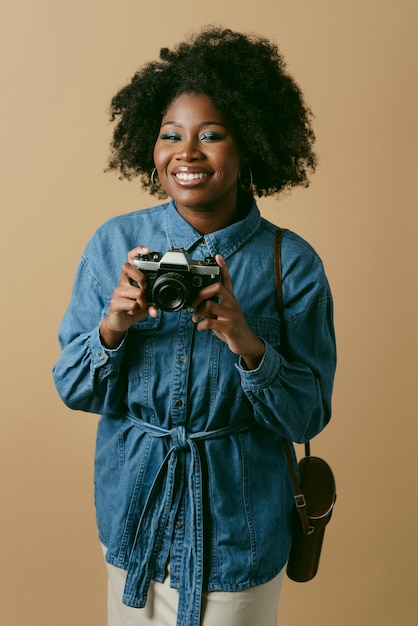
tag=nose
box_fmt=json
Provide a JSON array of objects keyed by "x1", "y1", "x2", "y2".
[{"x1": 175, "y1": 137, "x2": 202, "y2": 161}]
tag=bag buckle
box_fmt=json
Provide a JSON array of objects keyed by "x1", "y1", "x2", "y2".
[
  {"x1": 294, "y1": 494, "x2": 306, "y2": 508},
  {"x1": 294, "y1": 494, "x2": 315, "y2": 535}
]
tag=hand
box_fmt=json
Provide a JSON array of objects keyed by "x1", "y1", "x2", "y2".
[
  {"x1": 191, "y1": 255, "x2": 265, "y2": 369},
  {"x1": 99, "y1": 246, "x2": 158, "y2": 348}
]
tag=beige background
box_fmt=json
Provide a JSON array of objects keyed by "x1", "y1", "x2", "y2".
[{"x1": 1, "y1": 1, "x2": 417, "y2": 625}]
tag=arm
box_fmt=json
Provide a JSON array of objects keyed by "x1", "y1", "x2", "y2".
[
  {"x1": 52, "y1": 246, "x2": 157, "y2": 414},
  {"x1": 192, "y1": 245, "x2": 336, "y2": 443},
  {"x1": 237, "y1": 295, "x2": 336, "y2": 442},
  {"x1": 237, "y1": 235, "x2": 336, "y2": 442}
]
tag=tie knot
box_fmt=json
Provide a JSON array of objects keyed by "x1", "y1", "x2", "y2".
[{"x1": 170, "y1": 426, "x2": 188, "y2": 451}]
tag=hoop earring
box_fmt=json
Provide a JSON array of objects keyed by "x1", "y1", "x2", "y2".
[
  {"x1": 238, "y1": 165, "x2": 253, "y2": 192},
  {"x1": 150, "y1": 167, "x2": 159, "y2": 189}
]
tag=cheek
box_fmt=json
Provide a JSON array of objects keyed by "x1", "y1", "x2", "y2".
[
  {"x1": 153, "y1": 144, "x2": 169, "y2": 170},
  {"x1": 152, "y1": 147, "x2": 160, "y2": 168},
  {"x1": 222, "y1": 151, "x2": 242, "y2": 179}
]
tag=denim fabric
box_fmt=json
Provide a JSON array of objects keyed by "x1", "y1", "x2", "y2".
[{"x1": 53, "y1": 200, "x2": 336, "y2": 626}]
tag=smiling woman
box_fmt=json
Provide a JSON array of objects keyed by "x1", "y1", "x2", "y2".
[{"x1": 53, "y1": 24, "x2": 336, "y2": 626}]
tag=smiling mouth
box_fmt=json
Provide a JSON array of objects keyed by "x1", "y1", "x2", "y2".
[{"x1": 174, "y1": 172, "x2": 210, "y2": 182}]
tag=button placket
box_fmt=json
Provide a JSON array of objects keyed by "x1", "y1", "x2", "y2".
[{"x1": 171, "y1": 313, "x2": 193, "y2": 426}]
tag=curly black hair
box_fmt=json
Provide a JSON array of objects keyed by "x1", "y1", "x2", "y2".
[{"x1": 107, "y1": 25, "x2": 317, "y2": 198}]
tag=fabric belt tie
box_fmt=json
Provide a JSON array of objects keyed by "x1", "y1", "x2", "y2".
[{"x1": 122, "y1": 418, "x2": 254, "y2": 626}]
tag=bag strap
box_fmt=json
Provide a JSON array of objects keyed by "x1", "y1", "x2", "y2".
[{"x1": 275, "y1": 228, "x2": 313, "y2": 535}]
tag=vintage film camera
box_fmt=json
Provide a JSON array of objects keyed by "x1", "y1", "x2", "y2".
[{"x1": 133, "y1": 248, "x2": 221, "y2": 312}]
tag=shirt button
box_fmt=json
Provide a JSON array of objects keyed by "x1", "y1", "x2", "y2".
[
  {"x1": 175, "y1": 521, "x2": 183, "y2": 529},
  {"x1": 179, "y1": 355, "x2": 187, "y2": 363},
  {"x1": 202, "y1": 239, "x2": 207, "y2": 246},
  {"x1": 174, "y1": 399, "x2": 183, "y2": 407},
  {"x1": 99, "y1": 352, "x2": 105, "y2": 360}
]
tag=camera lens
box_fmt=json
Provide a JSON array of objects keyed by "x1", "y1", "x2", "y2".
[{"x1": 152, "y1": 272, "x2": 192, "y2": 312}]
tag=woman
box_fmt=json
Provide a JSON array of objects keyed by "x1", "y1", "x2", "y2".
[{"x1": 53, "y1": 26, "x2": 336, "y2": 626}]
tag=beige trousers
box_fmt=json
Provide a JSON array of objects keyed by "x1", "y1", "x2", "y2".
[{"x1": 103, "y1": 547, "x2": 284, "y2": 626}]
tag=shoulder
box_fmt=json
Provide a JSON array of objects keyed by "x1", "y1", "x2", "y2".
[
  {"x1": 258, "y1": 218, "x2": 332, "y2": 315},
  {"x1": 258, "y1": 217, "x2": 325, "y2": 268},
  {"x1": 76, "y1": 203, "x2": 169, "y2": 288},
  {"x1": 283, "y1": 231, "x2": 332, "y2": 316},
  {"x1": 84, "y1": 203, "x2": 169, "y2": 257},
  {"x1": 281, "y1": 229, "x2": 325, "y2": 269},
  {"x1": 94, "y1": 203, "x2": 169, "y2": 239}
]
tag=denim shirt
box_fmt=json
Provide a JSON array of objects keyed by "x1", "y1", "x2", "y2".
[{"x1": 53, "y1": 200, "x2": 336, "y2": 626}]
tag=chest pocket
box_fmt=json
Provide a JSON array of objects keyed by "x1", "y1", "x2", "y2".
[
  {"x1": 215, "y1": 315, "x2": 282, "y2": 400},
  {"x1": 247, "y1": 315, "x2": 282, "y2": 350}
]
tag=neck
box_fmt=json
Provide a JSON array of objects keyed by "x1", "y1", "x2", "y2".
[
  {"x1": 174, "y1": 193, "x2": 252, "y2": 235},
  {"x1": 176, "y1": 207, "x2": 237, "y2": 235}
]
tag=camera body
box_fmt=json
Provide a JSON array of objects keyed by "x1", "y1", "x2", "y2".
[{"x1": 133, "y1": 248, "x2": 221, "y2": 312}]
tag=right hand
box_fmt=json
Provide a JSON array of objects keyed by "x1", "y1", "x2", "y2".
[{"x1": 99, "y1": 246, "x2": 158, "y2": 348}]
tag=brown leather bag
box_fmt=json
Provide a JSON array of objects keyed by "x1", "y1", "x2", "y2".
[{"x1": 275, "y1": 228, "x2": 337, "y2": 582}]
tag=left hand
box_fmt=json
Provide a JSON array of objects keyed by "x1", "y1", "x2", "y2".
[{"x1": 191, "y1": 254, "x2": 265, "y2": 370}]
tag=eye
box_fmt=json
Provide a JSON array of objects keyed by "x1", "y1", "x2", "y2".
[
  {"x1": 199, "y1": 131, "x2": 226, "y2": 142},
  {"x1": 160, "y1": 132, "x2": 182, "y2": 142}
]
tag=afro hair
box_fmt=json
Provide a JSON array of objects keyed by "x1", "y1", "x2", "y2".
[{"x1": 107, "y1": 25, "x2": 317, "y2": 199}]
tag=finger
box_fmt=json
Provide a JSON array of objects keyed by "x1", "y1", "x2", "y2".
[
  {"x1": 191, "y1": 303, "x2": 217, "y2": 324},
  {"x1": 127, "y1": 246, "x2": 151, "y2": 265},
  {"x1": 192, "y1": 287, "x2": 222, "y2": 318},
  {"x1": 147, "y1": 305, "x2": 159, "y2": 319},
  {"x1": 191, "y1": 294, "x2": 231, "y2": 324},
  {"x1": 196, "y1": 315, "x2": 230, "y2": 335},
  {"x1": 121, "y1": 262, "x2": 148, "y2": 289},
  {"x1": 215, "y1": 254, "x2": 233, "y2": 294}
]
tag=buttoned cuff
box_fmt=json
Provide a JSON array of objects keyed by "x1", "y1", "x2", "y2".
[
  {"x1": 236, "y1": 341, "x2": 281, "y2": 391},
  {"x1": 90, "y1": 325, "x2": 127, "y2": 370}
]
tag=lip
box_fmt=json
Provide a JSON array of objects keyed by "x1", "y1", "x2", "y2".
[{"x1": 171, "y1": 166, "x2": 212, "y2": 187}]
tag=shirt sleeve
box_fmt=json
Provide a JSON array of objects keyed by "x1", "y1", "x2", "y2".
[
  {"x1": 236, "y1": 237, "x2": 336, "y2": 443},
  {"x1": 52, "y1": 254, "x2": 128, "y2": 415}
]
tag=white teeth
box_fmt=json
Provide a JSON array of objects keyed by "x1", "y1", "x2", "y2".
[{"x1": 175, "y1": 172, "x2": 208, "y2": 181}]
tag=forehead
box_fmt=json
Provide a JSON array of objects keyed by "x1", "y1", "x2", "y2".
[{"x1": 161, "y1": 93, "x2": 229, "y2": 126}]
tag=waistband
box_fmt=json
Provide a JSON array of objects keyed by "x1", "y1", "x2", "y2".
[{"x1": 121, "y1": 417, "x2": 255, "y2": 626}]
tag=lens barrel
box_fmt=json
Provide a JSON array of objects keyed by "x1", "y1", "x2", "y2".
[{"x1": 152, "y1": 272, "x2": 192, "y2": 312}]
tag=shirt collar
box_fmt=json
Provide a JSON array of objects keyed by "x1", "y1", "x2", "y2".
[{"x1": 164, "y1": 199, "x2": 261, "y2": 260}]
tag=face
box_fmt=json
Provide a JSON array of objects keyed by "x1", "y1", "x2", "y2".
[{"x1": 153, "y1": 93, "x2": 244, "y2": 223}]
